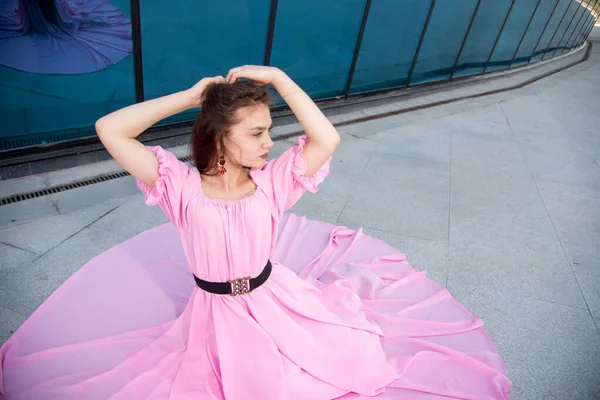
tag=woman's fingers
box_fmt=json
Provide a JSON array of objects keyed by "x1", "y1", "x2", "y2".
[
  {"x1": 204, "y1": 76, "x2": 224, "y2": 84},
  {"x1": 194, "y1": 76, "x2": 226, "y2": 104},
  {"x1": 226, "y1": 66, "x2": 244, "y2": 83},
  {"x1": 226, "y1": 65, "x2": 274, "y2": 84}
]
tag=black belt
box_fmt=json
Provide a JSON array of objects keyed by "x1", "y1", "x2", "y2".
[{"x1": 193, "y1": 260, "x2": 272, "y2": 296}]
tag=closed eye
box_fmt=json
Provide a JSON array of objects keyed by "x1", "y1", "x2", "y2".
[{"x1": 254, "y1": 128, "x2": 272, "y2": 137}]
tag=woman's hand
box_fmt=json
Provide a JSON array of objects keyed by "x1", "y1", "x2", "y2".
[
  {"x1": 186, "y1": 75, "x2": 227, "y2": 107},
  {"x1": 226, "y1": 65, "x2": 283, "y2": 85}
]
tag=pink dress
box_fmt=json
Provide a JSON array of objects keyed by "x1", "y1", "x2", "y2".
[{"x1": 0, "y1": 136, "x2": 512, "y2": 399}]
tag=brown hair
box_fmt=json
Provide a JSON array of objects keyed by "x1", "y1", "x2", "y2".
[{"x1": 190, "y1": 81, "x2": 273, "y2": 175}]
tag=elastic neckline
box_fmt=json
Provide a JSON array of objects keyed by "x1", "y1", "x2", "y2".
[{"x1": 196, "y1": 168, "x2": 261, "y2": 205}]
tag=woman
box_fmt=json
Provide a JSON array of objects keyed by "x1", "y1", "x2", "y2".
[{"x1": 0, "y1": 66, "x2": 512, "y2": 399}]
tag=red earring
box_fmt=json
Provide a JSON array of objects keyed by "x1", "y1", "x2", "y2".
[{"x1": 217, "y1": 155, "x2": 227, "y2": 175}]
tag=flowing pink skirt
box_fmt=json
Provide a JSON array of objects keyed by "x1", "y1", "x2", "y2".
[{"x1": 0, "y1": 214, "x2": 512, "y2": 399}]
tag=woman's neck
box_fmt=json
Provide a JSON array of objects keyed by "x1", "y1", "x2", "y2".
[{"x1": 202, "y1": 166, "x2": 252, "y2": 192}]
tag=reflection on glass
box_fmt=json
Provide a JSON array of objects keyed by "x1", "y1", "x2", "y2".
[
  {"x1": 560, "y1": 1, "x2": 595, "y2": 53},
  {"x1": 487, "y1": 0, "x2": 539, "y2": 72},
  {"x1": 583, "y1": 1, "x2": 600, "y2": 44},
  {"x1": 350, "y1": 0, "x2": 432, "y2": 93},
  {"x1": 576, "y1": 2, "x2": 599, "y2": 46},
  {"x1": 0, "y1": 0, "x2": 132, "y2": 74},
  {"x1": 410, "y1": 0, "x2": 478, "y2": 84},
  {"x1": 573, "y1": 3, "x2": 596, "y2": 47},
  {"x1": 270, "y1": 0, "x2": 365, "y2": 99},
  {"x1": 0, "y1": 0, "x2": 135, "y2": 147},
  {"x1": 512, "y1": 0, "x2": 559, "y2": 68},
  {"x1": 530, "y1": 0, "x2": 572, "y2": 62},
  {"x1": 453, "y1": 0, "x2": 513, "y2": 78},
  {"x1": 553, "y1": 1, "x2": 587, "y2": 56}
]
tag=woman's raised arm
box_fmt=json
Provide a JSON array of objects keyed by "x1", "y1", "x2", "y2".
[
  {"x1": 226, "y1": 66, "x2": 340, "y2": 177},
  {"x1": 95, "y1": 76, "x2": 225, "y2": 187}
]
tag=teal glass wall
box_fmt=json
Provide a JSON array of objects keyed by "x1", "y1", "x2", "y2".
[
  {"x1": 0, "y1": 0, "x2": 134, "y2": 147},
  {"x1": 559, "y1": 0, "x2": 597, "y2": 54},
  {"x1": 512, "y1": 0, "x2": 560, "y2": 68},
  {"x1": 1, "y1": 0, "x2": 597, "y2": 152},
  {"x1": 553, "y1": 2, "x2": 588, "y2": 56},
  {"x1": 270, "y1": 0, "x2": 365, "y2": 99},
  {"x1": 139, "y1": 0, "x2": 270, "y2": 125},
  {"x1": 349, "y1": 0, "x2": 432, "y2": 93},
  {"x1": 410, "y1": 0, "x2": 479, "y2": 84},
  {"x1": 453, "y1": 0, "x2": 515, "y2": 77},
  {"x1": 487, "y1": 0, "x2": 541, "y2": 72}
]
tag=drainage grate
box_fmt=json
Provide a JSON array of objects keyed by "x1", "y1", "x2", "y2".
[{"x1": 0, "y1": 155, "x2": 194, "y2": 206}]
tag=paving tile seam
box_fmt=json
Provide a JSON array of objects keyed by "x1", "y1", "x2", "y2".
[
  {"x1": 363, "y1": 226, "x2": 448, "y2": 244},
  {"x1": 357, "y1": 224, "x2": 444, "y2": 243},
  {"x1": 448, "y1": 212, "x2": 571, "y2": 242},
  {"x1": 446, "y1": 128, "x2": 453, "y2": 289},
  {"x1": 573, "y1": 275, "x2": 600, "y2": 335},
  {"x1": 532, "y1": 296, "x2": 591, "y2": 312},
  {"x1": 0, "y1": 211, "x2": 58, "y2": 231},
  {"x1": 50, "y1": 195, "x2": 60, "y2": 215},
  {"x1": 26, "y1": 205, "x2": 121, "y2": 265},
  {"x1": 573, "y1": 271, "x2": 600, "y2": 278},
  {"x1": 501, "y1": 101, "x2": 600, "y2": 337},
  {"x1": 573, "y1": 93, "x2": 600, "y2": 127},
  {"x1": 538, "y1": 98, "x2": 600, "y2": 167},
  {"x1": 0, "y1": 240, "x2": 38, "y2": 255},
  {"x1": 370, "y1": 146, "x2": 452, "y2": 166},
  {"x1": 444, "y1": 278, "x2": 591, "y2": 312},
  {"x1": 533, "y1": 176, "x2": 600, "y2": 194},
  {"x1": 341, "y1": 132, "x2": 374, "y2": 141},
  {"x1": 334, "y1": 134, "x2": 383, "y2": 225},
  {"x1": 0, "y1": 305, "x2": 27, "y2": 316}
]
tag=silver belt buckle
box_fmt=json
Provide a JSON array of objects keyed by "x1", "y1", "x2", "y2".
[{"x1": 229, "y1": 276, "x2": 251, "y2": 296}]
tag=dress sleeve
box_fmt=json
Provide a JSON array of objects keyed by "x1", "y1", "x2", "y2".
[
  {"x1": 134, "y1": 145, "x2": 194, "y2": 230},
  {"x1": 251, "y1": 135, "x2": 331, "y2": 219}
]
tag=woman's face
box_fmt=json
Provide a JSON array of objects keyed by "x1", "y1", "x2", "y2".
[{"x1": 223, "y1": 104, "x2": 274, "y2": 170}]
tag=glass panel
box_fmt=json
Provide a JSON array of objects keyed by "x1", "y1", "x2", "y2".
[
  {"x1": 512, "y1": 0, "x2": 560, "y2": 68},
  {"x1": 349, "y1": 0, "x2": 432, "y2": 93},
  {"x1": 270, "y1": 0, "x2": 366, "y2": 99},
  {"x1": 530, "y1": 0, "x2": 572, "y2": 63},
  {"x1": 410, "y1": 0, "x2": 479, "y2": 85},
  {"x1": 453, "y1": 0, "x2": 513, "y2": 78},
  {"x1": 574, "y1": 2, "x2": 598, "y2": 46},
  {"x1": 543, "y1": 0, "x2": 579, "y2": 58},
  {"x1": 576, "y1": 1, "x2": 600, "y2": 45},
  {"x1": 555, "y1": 2, "x2": 587, "y2": 55},
  {"x1": 584, "y1": 1, "x2": 600, "y2": 43},
  {"x1": 487, "y1": 0, "x2": 540, "y2": 72},
  {"x1": 562, "y1": 1, "x2": 596, "y2": 52},
  {"x1": 140, "y1": 0, "x2": 270, "y2": 125},
  {"x1": 0, "y1": 0, "x2": 134, "y2": 149}
]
